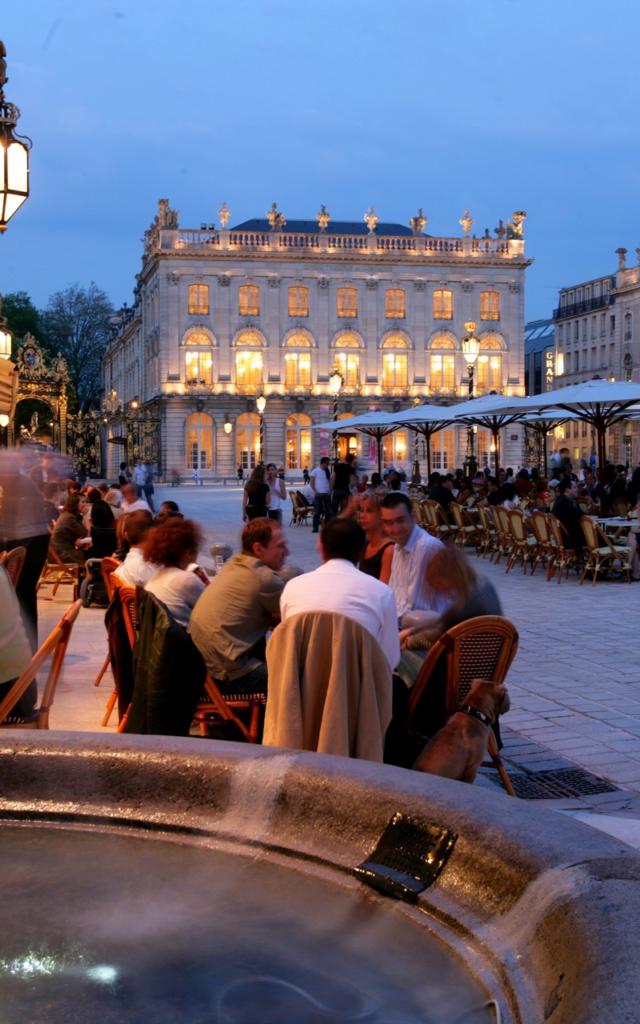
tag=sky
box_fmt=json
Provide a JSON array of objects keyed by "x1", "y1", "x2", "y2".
[{"x1": 2, "y1": 0, "x2": 640, "y2": 320}]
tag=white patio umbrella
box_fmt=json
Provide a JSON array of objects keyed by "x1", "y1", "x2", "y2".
[
  {"x1": 384, "y1": 403, "x2": 462, "y2": 479},
  {"x1": 519, "y1": 410, "x2": 578, "y2": 478},
  {"x1": 475, "y1": 379, "x2": 640, "y2": 472},
  {"x1": 312, "y1": 410, "x2": 401, "y2": 476},
  {"x1": 442, "y1": 394, "x2": 529, "y2": 477}
]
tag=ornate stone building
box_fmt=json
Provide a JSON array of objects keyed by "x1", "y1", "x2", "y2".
[
  {"x1": 553, "y1": 249, "x2": 640, "y2": 465},
  {"x1": 102, "y1": 200, "x2": 531, "y2": 478}
]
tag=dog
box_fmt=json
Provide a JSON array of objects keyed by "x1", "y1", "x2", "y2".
[{"x1": 413, "y1": 679, "x2": 510, "y2": 783}]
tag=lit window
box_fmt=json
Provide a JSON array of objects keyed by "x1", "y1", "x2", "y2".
[
  {"x1": 239, "y1": 284, "x2": 260, "y2": 316},
  {"x1": 430, "y1": 353, "x2": 455, "y2": 390},
  {"x1": 556, "y1": 352, "x2": 564, "y2": 375},
  {"x1": 385, "y1": 288, "x2": 405, "y2": 318},
  {"x1": 188, "y1": 284, "x2": 209, "y2": 315},
  {"x1": 337, "y1": 287, "x2": 358, "y2": 318},
  {"x1": 236, "y1": 412, "x2": 261, "y2": 471},
  {"x1": 185, "y1": 412, "x2": 213, "y2": 470},
  {"x1": 480, "y1": 290, "x2": 500, "y2": 321},
  {"x1": 383, "y1": 352, "x2": 408, "y2": 387},
  {"x1": 235, "y1": 350, "x2": 263, "y2": 387},
  {"x1": 284, "y1": 352, "x2": 312, "y2": 388},
  {"x1": 433, "y1": 288, "x2": 453, "y2": 319},
  {"x1": 286, "y1": 413, "x2": 312, "y2": 470},
  {"x1": 185, "y1": 350, "x2": 213, "y2": 386},
  {"x1": 184, "y1": 330, "x2": 211, "y2": 346},
  {"x1": 288, "y1": 285, "x2": 309, "y2": 317},
  {"x1": 477, "y1": 354, "x2": 502, "y2": 391}
]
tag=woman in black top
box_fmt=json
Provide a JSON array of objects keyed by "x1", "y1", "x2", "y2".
[
  {"x1": 242, "y1": 465, "x2": 270, "y2": 522},
  {"x1": 357, "y1": 491, "x2": 394, "y2": 582}
]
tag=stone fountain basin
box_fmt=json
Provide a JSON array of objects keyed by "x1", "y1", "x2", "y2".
[{"x1": 0, "y1": 732, "x2": 639, "y2": 1023}]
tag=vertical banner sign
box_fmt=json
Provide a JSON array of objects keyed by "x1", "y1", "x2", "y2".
[
  {"x1": 545, "y1": 351, "x2": 555, "y2": 391},
  {"x1": 319, "y1": 428, "x2": 331, "y2": 458},
  {"x1": 369, "y1": 435, "x2": 378, "y2": 462}
]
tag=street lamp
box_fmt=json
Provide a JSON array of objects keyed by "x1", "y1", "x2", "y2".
[
  {"x1": 256, "y1": 393, "x2": 266, "y2": 463},
  {"x1": 0, "y1": 41, "x2": 31, "y2": 233},
  {"x1": 462, "y1": 320, "x2": 480, "y2": 478},
  {"x1": 328, "y1": 368, "x2": 344, "y2": 459}
]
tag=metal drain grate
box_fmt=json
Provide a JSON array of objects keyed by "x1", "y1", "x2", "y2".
[
  {"x1": 354, "y1": 813, "x2": 457, "y2": 903},
  {"x1": 489, "y1": 768, "x2": 620, "y2": 800}
]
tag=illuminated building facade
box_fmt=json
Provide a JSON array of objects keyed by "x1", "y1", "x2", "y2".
[{"x1": 102, "y1": 200, "x2": 531, "y2": 478}]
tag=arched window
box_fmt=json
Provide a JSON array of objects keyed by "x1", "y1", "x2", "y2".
[
  {"x1": 433, "y1": 288, "x2": 453, "y2": 320},
  {"x1": 284, "y1": 334, "x2": 312, "y2": 388},
  {"x1": 234, "y1": 330, "x2": 264, "y2": 389},
  {"x1": 429, "y1": 333, "x2": 456, "y2": 392},
  {"x1": 383, "y1": 429, "x2": 409, "y2": 468},
  {"x1": 239, "y1": 284, "x2": 260, "y2": 316},
  {"x1": 286, "y1": 413, "x2": 312, "y2": 470},
  {"x1": 385, "y1": 288, "x2": 405, "y2": 319},
  {"x1": 336, "y1": 412, "x2": 360, "y2": 461},
  {"x1": 480, "y1": 290, "x2": 500, "y2": 321},
  {"x1": 476, "y1": 335, "x2": 503, "y2": 392},
  {"x1": 334, "y1": 333, "x2": 361, "y2": 387},
  {"x1": 185, "y1": 413, "x2": 213, "y2": 470},
  {"x1": 381, "y1": 334, "x2": 409, "y2": 388},
  {"x1": 288, "y1": 285, "x2": 309, "y2": 317},
  {"x1": 236, "y1": 412, "x2": 261, "y2": 471},
  {"x1": 188, "y1": 283, "x2": 209, "y2": 315},
  {"x1": 337, "y1": 286, "x2": 358, "y2": 318},
  {"x1": 183, "y1": 330, "x2": 213, "y2": 386}
]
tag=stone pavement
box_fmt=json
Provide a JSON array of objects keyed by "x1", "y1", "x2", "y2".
[{"x1": 37, "y1": 484, "x2": 640, "y2": 847}]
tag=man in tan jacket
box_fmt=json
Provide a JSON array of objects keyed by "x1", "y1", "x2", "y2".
[{"x1": 188, "y1": 519, "x2": 289, "y2": 693}]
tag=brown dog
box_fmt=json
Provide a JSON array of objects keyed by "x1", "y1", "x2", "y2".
[{"x1": 414, "y1": 679, "x2": 510, "y2": 783}]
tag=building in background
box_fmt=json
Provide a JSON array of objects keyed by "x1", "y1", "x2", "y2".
[
  {"x1": 553, "y1": 251, "x2": 639, "y2": 465},
  {"x1": 524, "y1": 318, "x2": 555, "y2": 395},
  {"x1": 102, "y1": 200, "x2": 531, "y2": 478}
]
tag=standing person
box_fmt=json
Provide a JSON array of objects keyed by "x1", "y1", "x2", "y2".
[
  {"x1": 331, "y1": 452, "x2": 356, "y2": 516},
  {"x1": 310, "y1": 456, "x2": 331, "y2": 533},
  {"x1": 118, "y1": 461, "x2": 131, "y2": 487},
  {"x1": 242, "y1": 464, "x2": 270, "y2": 522},
  {"x1": 302, "y1": 467, "x2": 310, "y2": 485},
  {"x1": 266, "y1": 463, "x2": 286, "y2": 523}
]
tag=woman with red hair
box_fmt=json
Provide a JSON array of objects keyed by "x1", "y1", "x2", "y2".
[{"x1": 143, "y1": 518, "x2": 207, "y2": 628}]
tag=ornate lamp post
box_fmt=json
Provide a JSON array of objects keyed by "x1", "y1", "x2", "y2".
[
  {"x1": 0, "y1": 41, "x2": 31, "y2": 233},
  {"x1": 256, "y1": 393, "x2": 266, "y2": 464},
  {"x1": 328, "y1": 369, "x2": 343, "y2": 460},
  {"x1": 462, "y1": 321, "x2": 481, "y2": 478}
]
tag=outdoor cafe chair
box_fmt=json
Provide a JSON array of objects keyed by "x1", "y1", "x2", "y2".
[
  {"x1": 288, "y1": 490, "x2": 313, "y2": 526},
  {"x1": 529, "y1": 510, "x2": 554, "y2": 576},
  {"x1": 475, "y1": 505, "x2": 497, "y2": 559},
  {"x1": 0, "y1": 545, "x2": 26, "y2": 588},
  {"x1": 406, "y1": 615, "x2": 519, "y2": 796},
  {"x1": 545, "y1": 514, "x2": 577, "y2": 584},
  {"x1": 450, "y1": 502, "x2": 481, "y2": 551},
  {"x1": 36, "y1": 544, "x2": 81, "y2": 601},
  {"x1": 94, "y1": 556, "x2": 123, "y2": 725},
  {"x1": 0, "y1": 599, "x2": 82, "y2": 729},
  {"x1": 192, "y1": 674, "x2": 267, "y2": 742},
  {"x1": 505, "y1": 509, "x2": 538, "y2": 575},
  {"x1": 423, "y1": 499, "x2": 457, "y2": 542},
  {"x1": 579, "y1": 515, "x2": 632, "y2": 585},
  {"x1": 491, "y1": 506, "x2": 513, "y2": 565},
  {"x1": 411, "y1": 497, "x2": 429, "y2": 531}
]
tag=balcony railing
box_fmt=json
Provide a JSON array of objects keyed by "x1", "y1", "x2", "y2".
[{"x1": 553, "y1": 295, "x2": 614, "y2": 320}]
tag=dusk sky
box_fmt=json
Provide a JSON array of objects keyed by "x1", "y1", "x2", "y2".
[{"x1": 2, "y1": 0, "x2": 639, "y2": 319}]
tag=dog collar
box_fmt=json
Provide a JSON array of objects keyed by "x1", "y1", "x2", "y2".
[{"x1": 460, "y1": 705, "x2": 493, "y2": 727}]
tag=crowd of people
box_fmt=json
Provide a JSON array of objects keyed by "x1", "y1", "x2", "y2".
[{"x1": 2, "y1": 443, "x2": 639, "y2": 773}]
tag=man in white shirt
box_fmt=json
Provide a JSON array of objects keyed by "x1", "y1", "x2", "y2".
[
  {"x1": 266, "y1": 463, "x2": 286, "y2": 524},
  {"x1": 120, "y1": 483, "x2": 152, "y2": 515},
  {"x1": 380, "y1": 492, "x2": 444, "y2": 620},
  {"x1": 310, "y1": 456, "x2": 331, "y2": 533},
  {"x1": 112, "y1": 511, "x2": 157, "y2": 587},
  {"x1": 280, "y1": 518, "x2": 400, "y2": 670}
]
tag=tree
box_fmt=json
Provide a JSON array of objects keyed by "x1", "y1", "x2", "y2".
[
  {"x1": 1, "y1": 291, "x2": 41, "y2": 357},
  {"x1": 41, "y1": 283, "x2": 114, "y2": 411}
]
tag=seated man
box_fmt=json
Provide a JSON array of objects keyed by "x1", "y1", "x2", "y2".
[
  {"x1": 280, "y1": 518, "x2": 400, "y2": 671},
  {"x1": 188, "y1": 519, "x2": 289, "y2": 693},
  {"x1": 120, "y1": 483, "x2": 152, "y2": 514},
  {"x1": 112, "y1": 510, "x2": 156, "y2": 587},
  {"x1": 380, "y1": 492, "x2": 444, "y2": 620},
  {"x1": 552, "y1": 478, "x2": 585, "y2": 556}
]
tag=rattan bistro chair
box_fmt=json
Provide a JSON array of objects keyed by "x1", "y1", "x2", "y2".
[
  {"x1": 0, "y1": 546, "x2": 26, "y2": 588},
  {"x1": 545, "y1": 514, "x2": 578, "y2": 584},
  {"x1": 580, "y1": 515, "x2": 632, "y2": 585},
  {"x1": 36, "y1": 545, "x2": 81, "y2": 601},
  {"x1": 450, "y1": 501, "x2": 481, "y2": 550},
  {"x1": 529, "y1": 510, "x2": 554, "y2": 576},
  {"x1": 491, "y1": 506, "x2": 513, "y2": 565},
  {"x1": 505, "y1": 509, "x2": 538, "y2": 575},
  {"x1": 94, "y1": 556, "x2": 123, "y2": 725},
  {"x1": 0, "y1": 599, "x2": 82, "y2": 728},
  {"x1": 476, "y1": 505, "x2": 497, "y2": 559},
  {"x1": 423, "y1": 499, "x2": 456, "y2": 542},
  {"x1": 192, "y1": 675, "x2": 266, "y2": 742},
  {"x1": 407, "y1": 615, "x2": 519, "y2": 796},
  {"x1": 289, "y1": 490, "x2": 313, "y2": 526}
]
